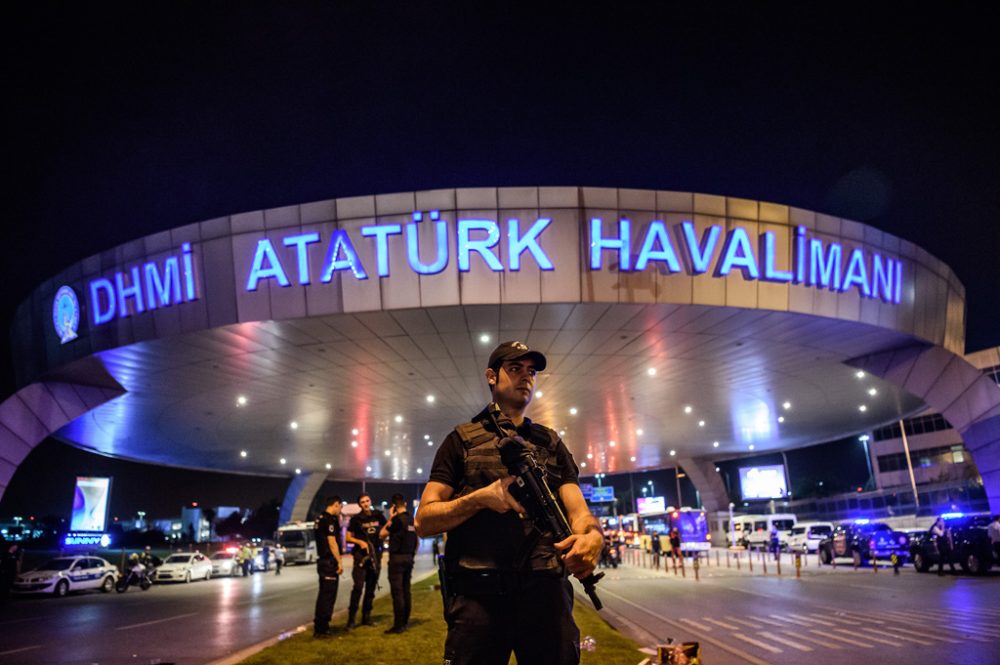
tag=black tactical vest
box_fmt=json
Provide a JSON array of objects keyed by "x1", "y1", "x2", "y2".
[{"x1": 445, "y1": 410, "x2": 567, "y2": 574}]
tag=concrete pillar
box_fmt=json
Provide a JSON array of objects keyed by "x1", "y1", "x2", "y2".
[
  {"x1": 677, "y1": 456, "x2": 730, "y2": 512},
  {"x1": 279, "y1": 471, "x2": 328, "y2": 524}
]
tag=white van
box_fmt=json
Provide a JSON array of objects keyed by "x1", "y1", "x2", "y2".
[
  {"x1": 733, "y1": 514, "x2": 797, "y2": 549},
  {"x1": 787, "y1": 521, "x2": 834, "y2": 553}
]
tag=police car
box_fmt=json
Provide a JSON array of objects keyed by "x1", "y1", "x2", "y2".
[
  {"x1": 13, "y1": 556, "x2": 119, "y2": 597},
  {"x1": 909, "y1": 513, "x2": 996, "y2": 575},
  {"x1": 817, "y1": 519, "x2": 910, "y2": 566}
]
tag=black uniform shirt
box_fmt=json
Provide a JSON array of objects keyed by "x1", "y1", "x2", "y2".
[
  {"x1": 348, "y1": 511, "x2": 388, "y2": 553},
  {"x1": 315, "y1": 512, "x2": 341, "y2": 559},
  {"x1": 387, "y1": 511, "x2": 418, "y2": 555}
]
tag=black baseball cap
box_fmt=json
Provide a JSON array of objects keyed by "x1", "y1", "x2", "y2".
[{"x1": 488, "y1": 341, "x2": 547, "y2": 372}]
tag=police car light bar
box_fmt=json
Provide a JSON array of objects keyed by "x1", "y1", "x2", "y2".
[{"x1": 941, "y1": 512, "x2": 964, "y2": 519}]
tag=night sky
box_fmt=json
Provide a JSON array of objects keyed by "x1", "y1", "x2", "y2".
[{"x1": 3, "y1": 5, "x2": 998, "y2": 520}]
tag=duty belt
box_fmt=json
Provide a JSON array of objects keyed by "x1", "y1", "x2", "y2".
[{"x1": 445, "y1": 568, "x2": 561, "y2": 596}]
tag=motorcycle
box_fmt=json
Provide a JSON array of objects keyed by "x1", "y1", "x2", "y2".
[{"x1": 116, "y1": 561, "x2": 153, "y2": 593}]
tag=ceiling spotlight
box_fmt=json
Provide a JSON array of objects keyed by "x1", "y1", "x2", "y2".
[
  {"x1": 325, "y1": 463, "x2": 332, "y2": 470},
  {"x1": 295, "y1": 468, "x2": 301, "y2": 475},
  {"x1": 240, "y1": 450, "x2": 248, "y2": 458},
  {"x1": 669, "y1": 449, "x2": 676, "y2": 456},
  {"x1": 417, "y1": 468, "x2": 423, "y2": 474},
  {"x1": 395, "y1": 415, "x2": 403, "y2": 423},
  {"x1": 580, "y1": 462, "x2": 587, "y2": 468},
  {"x1": 856, "y1": 370, "x2": 865, "y2": 379},
  {"x1": 236, "y1": 395, "x2": 248, "y2": 407},
  {"x1": 859, "y1": 405, "x2": 868, "y2": 412},
  {"x1": 351, "y1": 440, "x2": 358, "y2": 448},
  {"x1": 778, "y1": 416, "x2": 785, "y2": 423},
  {"x1": 715, "y1": 467, "x2": 721, "y2": 472},
  {"x1": 587, "y1": 453, "x2": 593, "y2": 459},
  {"x1": 479, "y1": 334, "x2": 491, "y2": 344},
  {"x1": 636, "y1": 429, "x2": 643, "y2": 436},
  {"x1": 569, "y1": 407, "x2": 578, "y2": 416},
  {"x1": 365, "y1": 466, "x2": 372, "y2": 472},
  {"x1": 352, "y1": 428, "x2": 359, "y2": 435},
  {"x1": 630, "y1": 456, "x2": 636, "y2": 462},
  {"x1": 647, "y1": 367, "x2": 657, "y2": 376},
  {"x1": 782, "y1": 401, "x2": 791, "y2": 410},
  {"x1": 868, "y1": 387, "x2": 878, "y2": 396},
  {"x1": 609, "y1": 441, "x2": 616, "y2": 447},
  {"x1": 535, "y1": 391, "x2": 543, "y2": 398},
  {"x1": 384, "y1": 450, "x2": 391, "y2": 457},
  {"x1": 424, "y1": 434, "x2": 430, "y2": 439},
  {"x1": 712, "y1": 441, "x2": 719, "y2": 448},
  {"x1": 426, "y1": 394, "x2": 436, "y2": 403},
  {"x1": 289, "y1": 421, "x2": 298, "y2": 430},
  {"x1": 748, "y1": 445, "x2": 755, "y2": 451},
  {"x1": 698, "y1": 420, "x2": 705, "y2": 427},
  {"x1": 280, "y1": 458, "x2": 287, "y2": 465},
  {"x1": 684, "y1": 406, "x2": 693, "y2": 414},
  {"x1": 427, "y1": 440, "x2": 433, "y2": 446},
  {"x1": 559, "y1": 430, "x2": 565, "y2": 436}
]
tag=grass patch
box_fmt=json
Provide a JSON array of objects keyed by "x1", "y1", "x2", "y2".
[{"x1": 241, "y1": 575, "x2": 642, "y2": 665}]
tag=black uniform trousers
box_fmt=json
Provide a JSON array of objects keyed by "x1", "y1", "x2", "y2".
[
  {"x1": 387, "y1": 553, "x2": 415, "y2": 628},
  {"x1": 443, "y1": 574, "x2": 579, "y2": 665},
  {"x1": 313, "y1": 557, "x2": 340, "y2": 633},
  {"x1": 349, "y1": 557, "x2": 381, "y2": 618}
]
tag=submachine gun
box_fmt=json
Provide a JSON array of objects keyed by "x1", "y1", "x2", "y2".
[{"x1": 487, "y1": 405, "x2": 605, "y2": 610}]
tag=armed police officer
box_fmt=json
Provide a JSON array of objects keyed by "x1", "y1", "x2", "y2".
[
  {"x1": 415, "y1": 341, "x2": 604, "y2": 665},
  {"x1": 379, "y1": 493, "x2": 418, "y2": 634},
  {"x1": 345, "y1": 493, "x2": 387, "y2": 628},
  {"x1": 313, "y1": 496, "x2": 344, "y2": 637}
]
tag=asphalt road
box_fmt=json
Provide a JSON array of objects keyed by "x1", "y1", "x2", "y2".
[
  {"x1": 1, "y1": 550, "x2": 997, "y2": 665},
  {"x1": 596, "y1": 549, "x2": 1000, "y2": 665},
  {"x1": 0, "y1": 554, "x2": 435, "y2": 665}
]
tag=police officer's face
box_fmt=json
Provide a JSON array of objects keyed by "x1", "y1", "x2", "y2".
[
  {"x1": 327, "y1": 501, "x2": 342, "y2": 516},
  {"x1": 359, "y1": 496, "x2": 372, "y2": 513},
  {"x1": 488, "y1": 358, "x2": 537, "y2": 409}
]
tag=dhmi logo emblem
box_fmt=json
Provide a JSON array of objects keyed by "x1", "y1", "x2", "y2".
[{"x1": 53, "y1": 285, "x2": 80, "y2": 344}]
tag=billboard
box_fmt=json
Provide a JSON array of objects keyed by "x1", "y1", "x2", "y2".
[
  {"x1": 738, "y1": 465, "x2": 787, "y2": 499},
  {"x1": 70, "y1": 476, "x2": 111, "y2": 532},
  {"x1": 637, "y1": 496, "x2": 666, "y2": 514},
  {"x1": 590, "y1": 486, "x2": 615, "y2": 503}
]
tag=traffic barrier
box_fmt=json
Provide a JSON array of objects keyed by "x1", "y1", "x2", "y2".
[
  {"x1": 795, "y1": 552, "x2": 802, "y2": 578},
  {"x1": 762, "y1": 555, "x2": 767, "y2": 575},
  {"x1": 776, "y1": 554, "x2": 781, "y2": 576},
  {"x1": 736, "y1": 550, "x2": 741, "y2": 570},
  {"x1": 715, "y1": 550, "x2": 720, "y2": 567},
  {"x1": 693, "y1": 555, "x2": 700, "y2": 581},
  {"x1": 748, "y1": 550, "x2": 753, "y2": 572},
  {"x1": 726, "y1": 550, "x2": 731, "y2": 568}
]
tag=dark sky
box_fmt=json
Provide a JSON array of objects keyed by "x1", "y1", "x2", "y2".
[{"x1": 3, "y1": 5, "x2": 998, "y2": 519}]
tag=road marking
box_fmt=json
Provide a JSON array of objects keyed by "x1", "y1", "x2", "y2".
[
  {"x1": 830, "y1": 611, "x2": 885, "y2": 624},
  {"x1": 809, "y1": 630, "x2": 874, "y2": 648},
  {"x1": 758, "y1": 631, "x2": 812, "y2": 652},
  {"x1": 597, "y1": 588, "x2": 773, "y2": 665},
  {"x1": 877, "y1": 624, "x2": 962, "y2": 644},
  {"x1": 835, "y1": 628, "x2": 903, "y2": 647},
  {"x1": 679, "y1": 618, "x2": 712, "y2": 631},
  {"x1": 819, "y1": 614, "x2": 863, "y2": 626},
  {"x1": 115, "y1": 612, "x2": 198, "y2": 631},
  {"x1": 767, "y1": 614, "x2": 815, "y2": 627},
  {"x1": 786, "y1": 614, "x2": 837, "y2": 627},
  {"x1": 784, "y1": 631, "x2": 841, "y2": 649},
  {"x1": 703, "y1": 617, "x2": 739, "y2": 630},
  {"x1": 724, "y1": 616, "x2": 764, "y2": 629},
  {"x1": 951, "y1": 623, "x2": 1000, "y2": 638},
  {"x1": 858, "y1": 626, "x2": 934, "y2": 646},
  {"x1": 731, "y1": 633, "x2": 783, "y2": 654},
  {"x1": 0, "y1": 646, "x2": 40, "y2": 657}
]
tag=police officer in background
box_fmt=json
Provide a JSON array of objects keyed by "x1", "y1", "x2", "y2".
[
  {"x1": 379, "y1": 493, "x2": 418, "y2": 634},
  {"x1": 313, "y1": 496, "x2": 344, "y2": 637},
  {"x1": 415, "y1": 341, "x2": 604, "y2": 665},
  {"x1": 345, "y1": 493, "x2": 387, "y2": 628}
]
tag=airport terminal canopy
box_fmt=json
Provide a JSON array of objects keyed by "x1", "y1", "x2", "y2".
[{"x1": 6, "y1": 187, "x2": 998, "y2": 513}]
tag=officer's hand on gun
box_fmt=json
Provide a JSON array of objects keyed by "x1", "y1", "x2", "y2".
[
  {"x1": 481, "y1": 477, "x2": 526, "y2": 515},
  {"x1": 555, "y1": 531, "x2": 603, "y2": 579}
]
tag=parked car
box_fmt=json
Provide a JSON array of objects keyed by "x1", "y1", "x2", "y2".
[
  {"x1": 154, "y1": 552, "x2": 213, "y2": 583},
  {"x1": 817, "y1": 520, "x2": 910, "y2": 566},
  {"x1": 787, "y1": 522, "x2": 834, "y2": 553},
  {"x1": 209, "y1": 551, "x2": 241, "y2": 577},
  {"x1": 12, "y1": 556, "x2": 118, "y2": 597},
  {"x1": 909, "y1": 513, "x2": 995, "y2": 575}
]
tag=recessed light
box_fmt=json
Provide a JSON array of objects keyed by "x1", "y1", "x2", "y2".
[
  {"x1": 715, "y1": 467, "x2": 721, "y2": 472},
  {"x1": 426, "y1": 395, "x2": 436, "y2": 403},
  {"x1": 384, "y1": 450, "x2": 391, "y2": 457},
  {"x1": 647, "y1": 367, "x2": 657, "y2": 376},
  {"x1": 856, "y1": 370, "x2": 865, "y2": 379},
  {"x1": 580, "y1": 462, "x2": 587, "y2": 468},
  {"x1": 395, "y1": 415, "x2": 403, "y2": 423},
  {"x1": 325, "y1": 463, "x2": 332, "y2": 470},
  {"x1": 713, "y1": 441, "x2": 719, "y2": 448},
  {"x1": 859, "y1": 405, "x2": 868, "y2": 412},
  {"x1": 778, "y1": 416, "x2": 785, "y2": 423},
  {"x1": 698, "y1": 420, "x2": 705, "y2": 427},
  {"x1": 351, "y1": 440, "x2": 358, "y2": 448},
  {"x1": 424, "y1": 434, "x2": 430, "y2": 440},
  {"x1": 236, "y1": 395, "x2": 248, "y2": 407},
  {"x1": 535, "y1": 391, "x2": 543, "y2": 398},
  {"x1": 559, "y1": 430, "x2": 566, "y2": 436},
  {"x1": 352, "y1": 428, "x2": 359, "y2": 435},
  {"x1": 240, "y1": 450, "x2": 248, "y2": 458},
  {"x1": 366, "y1": 466, "x2": 372, "y2": 472},
  {"x1": 295, "y1": 468, "x2": 301, "y2": 475},
  {"x1": 868, "y1": 388, "x2": 877, "y2": 397},
  {"x1": 417, "y1": 468, "x2": 423, "y2": 474},
  {"x1": 427, "y1": 440, "x2": 433, "y2": 446},
  {"x1": 748, "y1": 445, "x2": 755, "y2": 451},
  {"x1": 636, "y1": 429, "x2": 643, "y2": 436},
  {"x1": 586, "y1": 453, "x2": 593, "y2": 459},
  {"x1": 280, "y1": 458, "x2": 287, "y2": 465},
  {"x1": 782, "y1": 401, "x2": 791, "y2": 410},
  {"x1": 569, "y1": 407, "x2": 578, "y2": 415},
  {"x1": 480, "y1": 334, "x2": 491, "y2": 344},
  {"x1": 290, "y1": 421, "x2": 298, "y2": 430},
  {"x1": 669, "y1": 450, "x2": 676, "y2": 456},
  {"x1": 630, "y1": 456, "x2": 636, "y2": 462},
  {"x1": 609, "y1": 441, "x2": 616, "y2": 447},
  {"x1": 684, "y1": 406, "x2": 693, "y2": 414}
]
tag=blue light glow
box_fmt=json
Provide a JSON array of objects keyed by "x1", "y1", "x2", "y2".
[
  {"x1": 760, "y1": 232, "x2": 792, "y2": 282},
  {"x1": 634, "y1": 220, "x2": 681, "y2": 272},
  {"x1": 282, "y1": 232, "x2": 321, "y2": 285},
  {"x1": 406, "y1": 219, "x2": 449, "y2": 275},
  {"x1": 89, "y1": 279, "x2": 116, "y2": 324},
  {"x1": 589, "y1": 218, "x2": 631, "y2": 271},
  {"x1": 457, "y1": 219, "x2": 503, "y2": 271},
  {"x1": 508, "y1": 218, "x2": 554, "y2": 270},
  {"x1": 941, "y1": 512, "x2": 964, "y2": 519},
  {"x1": 320, "y1": 229, "x2": 368, "y2": 281},
  {"x1": 840, "y1": 247, "x2": 871, "y2": 297},
  {"x1": 808, "y1": 239, "x2": 842, "y2": 290},
  {"x1": 115, "y1": 266, "x2": 145, "y2": 317},
  {"x1": 246, "y1": 239, "x2": 290, "y2": 290},
  {"x1": 715, "y1": 228, "x2": 759, "y2": 279},
  {"x1": 360, "y1": 224, "x2": 402, "y2": 278},
  {"x1": 871, "y1": 254, "x2": 895, "y2": 303},
  {"x1": 854, "y1": 518, "x2": 870, "y2": 525},
  {"x1": 144, "y1": 257, "x2": 181, "y2": 308},
  {"x1": 679, "y1": 221, "x2": 721, "y2": 274}
]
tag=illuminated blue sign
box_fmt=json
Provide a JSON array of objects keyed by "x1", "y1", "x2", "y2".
[
  {"x1": 64, "y1": 532, "x2": 112, "y2": 547},
  {"x1": 590, "y1": 486, "x2": 615, "y2": 503},
  {"x1": 52, "y1": 286, "x2": 80, "y2": 344}
]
